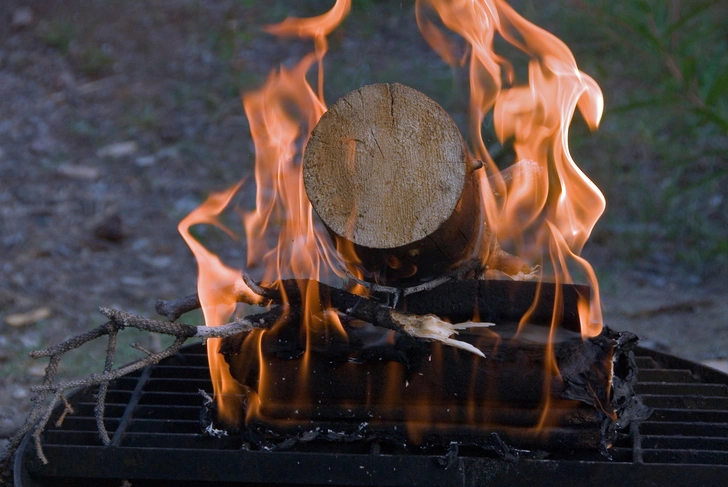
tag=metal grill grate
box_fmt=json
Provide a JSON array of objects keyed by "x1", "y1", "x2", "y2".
[{"x1": 16, "y1": 343, "x2": 728, "y2": 486}]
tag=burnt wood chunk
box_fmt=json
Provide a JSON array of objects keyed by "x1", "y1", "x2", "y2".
[{"x1": 220, "y1": 319, "x2": 644, "y2": 452}]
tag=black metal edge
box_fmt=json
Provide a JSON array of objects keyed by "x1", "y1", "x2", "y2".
[
  {"x1": 634, "y1": 347, "x2": 728, "y2": 385},
  {"x1": 20, "y1": 446, "x2": 728, "y2": 486},
  {"x1": 12, "y1": 359, "x2": 154, "y2": 486},
  {"x1": 15, "y1": 344, "x2": 728, "y2": 487},
  {"x1": 13, "y1": 430, "x2": 37, "y2": 487},
  {"x1": 110, "y1": 365, "x2": 154, "y2": 446}
]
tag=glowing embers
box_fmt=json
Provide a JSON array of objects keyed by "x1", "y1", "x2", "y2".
[{"x1": 217, "y1": 281, "x2": 645, "y2": 454}]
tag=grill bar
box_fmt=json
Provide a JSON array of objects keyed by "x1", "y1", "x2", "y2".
[
  {"x1": 16, "y1": 344, "x2": 728, "y2": 486},
  {"x1": 110, "y1": 366, "x2": 152, "y2": 446},
  {"x1": 19, "y1": 444, "x2": 728, "y2": 486}
]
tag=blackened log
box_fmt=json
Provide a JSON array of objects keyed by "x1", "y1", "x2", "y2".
[
  {"x1": 262, "y1": 279, "x2": 589, "y2": 332},
  {"x1": 156, "y1": 279, "x2": 589, "y2": 332},
  {"x1": 401, "y1": 279, "x2": 590, "y2": 331},
  {"x1": 220, "y1": 319, "x2": 640, "y2": 451}
]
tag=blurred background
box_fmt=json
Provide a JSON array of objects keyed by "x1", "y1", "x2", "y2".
[{"x1": 1, "y1": 0, "x2": 726, "y2": 447}]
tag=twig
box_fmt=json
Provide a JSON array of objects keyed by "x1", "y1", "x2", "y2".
[
  {"x1": 246, "y1": 278, "x2": 494, "y2": 356},
  {"x1": 96, "y1": 324, "x2": 119, "y2": 445},
  {"x1": 0, "y1": 306, "x2": 280, "y2": 474},
  {"x1": 155, "y1": 293, "x2": 200, "y2": 321},
  {"x1": 156, "y1": 269, "x2": 271, "y2": 322},
  {"x1": 130, "y1": 342, "x2": 154, "y2": 356},
  {"x1": 55, "y1": 396, "x2": 74, "y2": 427},
  {"x1": 241, "y1": 271, "x2": 270, "y2": 299}
]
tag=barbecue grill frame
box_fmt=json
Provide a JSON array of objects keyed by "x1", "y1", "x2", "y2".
[{"x1": 14, "y1": 343, "x2": 728, "y2": 487}]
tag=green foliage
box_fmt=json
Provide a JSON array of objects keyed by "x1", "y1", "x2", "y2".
[
  {"x1": 586, "y1": 0, "x2": 728, "y2": 133},
  {"x1": 127, "y1": 103, "x2": 160, "y2": 132},
  {"x1": 37, "y1": 20, "x2": 75, "y2": 53},
  {"x1": 37, "y1": 20, "x2": 113, "y2": 77},
  {"x1": 573, "y1": 0, "x2": 728, "y2": 274},
  {"x1": 78, "y1": 45, "x2": 114, "y2": 76}
]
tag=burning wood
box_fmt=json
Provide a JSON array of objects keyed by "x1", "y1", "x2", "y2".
[
  {"x1": 1, "y1": 0, "x2": 655, "y2": 476},
  {"x1": 303, "y1": 83, "x2": 531, "y2": 285},
  {"x1": 217, "y1": 279, "x2": 647, "y2": 455}
]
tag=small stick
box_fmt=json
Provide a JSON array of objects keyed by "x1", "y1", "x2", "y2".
[
  {"x1": 0, "y1": 306, "x2": 281, "y2": 473},
  {"x1": 95, "y1": 323, "x2": 119, "y2": 445},
  {"x1": 246, "y1": 279, "x2": 494, "y2": 355},
  {"x1": 155, "y1": 270, "x2": 272, "y2": 322},
  {"x1": 155, "y1": 293, "x2": 200, "y2": 322}
]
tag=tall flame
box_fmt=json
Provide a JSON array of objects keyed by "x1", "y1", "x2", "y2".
[
  {"x1": 180, "y1": 0, "x2": 352, "y2": 423},
  {"x1": 177, "y1": 183, "x2": 264, "y2": 424},
  {"x1": 180, "y1": 0, "x2": 608, "y2": 427},
  {"x1": 417, "y1": 0, "x2": 605, "y2": 335}
]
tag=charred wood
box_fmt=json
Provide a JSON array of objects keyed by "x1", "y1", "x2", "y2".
[{"x1": 220, "y1": 318, "x2": 646, "y2": 453}]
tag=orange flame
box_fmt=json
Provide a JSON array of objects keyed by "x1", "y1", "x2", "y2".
[
  {"x1": 180, "y1": 0, "x2": 609, "y2": 432},
  {"x1": 263, "y1": 0, "x2": 351, "y2": 101},
  {"x1": 177, "y1": 183, "x2": 264, "y2": 424},
  {"x1": 417, "y1": 0, "x2": 605, "y2": 337},
  {"x1": 417, "y1": 0, "x2": 607, "y2": 436},
  {"x1": 179, "y1": 0, "x2": 352, "y2": 423}
]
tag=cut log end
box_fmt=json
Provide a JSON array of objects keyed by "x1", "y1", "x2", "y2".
[
  {"x1": 305, "y1": 83, "x2": 499, "y2": 284},
  {"x1": 304, "y1": 83, "x2": 470, "y2": 250}
]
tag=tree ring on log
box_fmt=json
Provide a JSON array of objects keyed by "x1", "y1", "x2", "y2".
[{"x1": 304, "y1": 83, "x2": 491, "y2": 284}]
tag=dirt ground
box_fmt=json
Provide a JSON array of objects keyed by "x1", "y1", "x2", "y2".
[{"x1": 1, "y1": 0, "x2": 726, "y2": 461}]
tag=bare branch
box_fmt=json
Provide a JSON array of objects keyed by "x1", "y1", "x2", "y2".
[
  {"x1": 129, "y1": 342, "x2": 154, "y2": 357},
  {"x1": 30, "y1": 324, "x2": 112, "y2": 358},
  {"x1": 155, "y1": 293, "x2": 200, "y2": 321},
  {"x1": 250, "y1": 279, "x2": 494, "y2": 354},
  {"x1": 154, "y1": 269, "x2": 272, "y2": 322},
  {"x1": 0, "y1": 306, "x2": 281, "y2": 473},
  {"x1": 99, "y1": 307, "x2": 199, "y2": 337},
  {"x1": 55, "y1": 395, "x2": 74, "y2": 428},
  {"x1": 241, "y1": 270, "x2": 270, "y2": 299},
  {"x1": 1, "y1": 271, "x2": 493, "y2": 474},
  {"x1": 95, "y1": 326, "x2": 119, "y2": 445}
]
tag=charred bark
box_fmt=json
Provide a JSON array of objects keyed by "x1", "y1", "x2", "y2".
[{"x1": 220, "y1": 315, "x2": 646, "y2": 453}]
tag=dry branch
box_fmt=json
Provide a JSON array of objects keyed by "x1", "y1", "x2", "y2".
[
  {"x1": 250, "y1": 278, "x2": 493, "y2": 353},
  {"x1": 0, "y1": 306, "x2": 279, "y2": 474},
  {"x1": 1, "y1": 274, "x2": 493, "y2": 475}
]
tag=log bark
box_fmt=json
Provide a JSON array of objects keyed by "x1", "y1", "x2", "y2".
[
  {"x1": 220, "y1": 319, "x2": 642, "y2": 451},
  {"x1": 304, "y1": 83, "x2": 506, "y2": 285}
]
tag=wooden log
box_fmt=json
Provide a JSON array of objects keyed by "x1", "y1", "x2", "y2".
[
  {"x1": 217, "y1": 281, "x2": 648, "y2": 452},
  {"x1": 257, "y1": 278, "x2": 589, "y2": 332},
  {"x1": 222, "y1": 321, "x2": 617, "y2": 413},
  {"x1": 220, "y1": 318, "x2": 640, "y2": 450},
  {"x1": 303, "y1": 83, "x2": 519, "y2": 285}
]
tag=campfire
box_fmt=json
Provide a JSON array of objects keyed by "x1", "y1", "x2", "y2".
[
  {"x1": 172, "y1": 0, "x2": 646, "y2": 453},
  {"x1": 3, "y1": 0, "x2": 659, "y2": 478}
]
